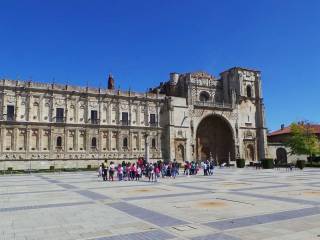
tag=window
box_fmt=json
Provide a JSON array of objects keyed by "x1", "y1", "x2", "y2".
[
  {"x1": 151, "y1": 138, "x2": 156, "y2": 148},
  {"x1": 56, "y1": 108, "x2": 64, "y2": 122},
  {"x1": 7, "y1": 105, "x2": 15, "y2": 121},
  {"x1": 56, "y1": 136, "x2": 62, "y2": 148},
  {"x1": 199, "y1": 91, "x2": 210, "y2": 102},
  {"x1": 122, "y1": 112, "x2": 129, "y2": 125},
  {"x1": 91, "y1": 137, "x2": 97, "y2": 148},
  {"x1": 123, "y1": 137, "x2": 128, "y2": 148},
  {"x1": 91, "y1": 110, "x2": 98, "y2": 124},
  {"x1": 246, "y1": 85, "x2": 252, "y2": 98},
  {"x1": 150, "y1": 113, "x2": 156, "y2": 126}
]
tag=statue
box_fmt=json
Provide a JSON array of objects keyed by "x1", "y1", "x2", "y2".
[{"x1": 108, "y1": 74, "x2": 115, "y2": 90}]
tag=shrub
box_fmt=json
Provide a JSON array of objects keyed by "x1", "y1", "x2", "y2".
[
  {"x1": 87, "y1": 164, "x2": 91, "y2": 169},
  {"x1": 236, "y1": 159, "x2": 245, "y2": 168},
  {"x1": 262, "y1": 159, "x2": 274, "y2": 169},
  {"x1": 296, "y1": 160, "x2": 306, "y2": 170},
  {"x1": 307, "y1": 156, "x2": 320, "y2": 163},
  {"x1": 49, "y1": 166, "x2": 55, "y2": 171},
  {"x1": 7, "y1": 167, "x2": 13, "y2": 172},
  {"x1": 306, "y1": 162, "x2": 320, "y2": 168}
]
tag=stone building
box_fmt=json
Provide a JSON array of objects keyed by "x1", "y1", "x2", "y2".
[
  {"x1": 0, "y1": 67, "x2": 268, "y2": 170},
  {"x1": 268, "y1": 124, "x2": 320, "y2": 164}
]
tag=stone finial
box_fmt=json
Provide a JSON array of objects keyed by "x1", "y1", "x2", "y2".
[{"x1": 107, "y1": 74, "x2": 115, "y2": 90}]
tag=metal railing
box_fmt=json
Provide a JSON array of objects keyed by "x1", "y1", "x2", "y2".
[
  {"x1": 90, "y1": 118, "x2": 100, "y2": 124},
  {"x1": 121, "y1": 120, "x2": 129, "y2": 126},
  {"x1": 54, "y1": 117, "x2": 66, "y2": 123},
  {"x1": 149, "y1": 122, "x2": 158, "y2": 127}
]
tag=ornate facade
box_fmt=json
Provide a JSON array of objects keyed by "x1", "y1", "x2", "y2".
[
  {"x1": 154, "y1": 67, "x2": 268, "y2": 164},
  {"x1": 0, "y1": 67, "x2": 268, "y2": 170}
]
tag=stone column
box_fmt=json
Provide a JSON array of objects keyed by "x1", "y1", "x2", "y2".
[
  {"x1": 0, "y1": 127, "x2": 3, "y2": 153},
  {"x1": 107, "y1": 130, "x2": 111, "y2": 151},
  {"x1": 116, "y1": 130, "x2": 120, "y2": 151},
  {"x1": 144, "y1": 133, "x2": 149, "y2": 162},
  {"x1": 137, "y1": 105, "x2": 140, "y2": 126},
  {"x1": 75, "y1": 129, "x2": 79, "y2": 151},
  {"x1": 13, "y1": 128, "x2": 17, "y2": 151},
  {"x1": 26, "y1": 128, "x2": 30, "y2": 159},
  {"x1": 49, "y1": 128, "x2": 53, "y2": 159},
  {"x1": 39, "y1": 129, "x2": 42, "y2": 151}
]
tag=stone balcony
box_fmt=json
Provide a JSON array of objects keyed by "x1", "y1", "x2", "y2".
[{"x1": 194, "y1": 101, "x2": 234, "y2": 110}]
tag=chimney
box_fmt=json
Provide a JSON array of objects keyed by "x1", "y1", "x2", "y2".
[{"x1": 281, "y1": 124, "x2": 285, "y2": 130}]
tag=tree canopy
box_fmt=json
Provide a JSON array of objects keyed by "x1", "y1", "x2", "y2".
[{"x1": 286, "y1": 122, "x2": 320, "y2": 157}]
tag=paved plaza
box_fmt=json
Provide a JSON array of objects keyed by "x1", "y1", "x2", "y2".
[{"x1": 0, "y1": 168, "x2": 320, "y2": 240}]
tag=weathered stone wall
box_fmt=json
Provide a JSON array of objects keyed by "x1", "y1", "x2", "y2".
[{"x1": 0, "y1": 80, "x2": 164, "y2": 170}]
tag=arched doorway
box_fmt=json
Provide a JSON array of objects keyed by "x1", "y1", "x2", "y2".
[
  {"x1": 276, "y1": 148, "x2": 287, "y2": 164},
  {"x1": 196, "y1": 115, "x2": 235, "y2": 164}
]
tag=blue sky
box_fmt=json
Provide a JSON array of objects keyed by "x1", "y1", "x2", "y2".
[{"x1": 1, "y1": 0, "x2": 319, "y2": 131}]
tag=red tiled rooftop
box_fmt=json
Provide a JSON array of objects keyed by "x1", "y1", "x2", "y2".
[{"x1": 268, "y1": 124, "x2": 320, "y2": 137}]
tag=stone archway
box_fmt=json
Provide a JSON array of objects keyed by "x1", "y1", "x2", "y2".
[
  {"x1": 276, "y1": 148, "x2": 287, "y2": 164},
  {"x1": 196, "y1": 115, "x2": 235, "y2": 163}
]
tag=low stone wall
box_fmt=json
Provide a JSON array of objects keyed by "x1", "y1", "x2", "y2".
[{"x1": 268, "y1": 143, "x2": 308, "y2": 163}]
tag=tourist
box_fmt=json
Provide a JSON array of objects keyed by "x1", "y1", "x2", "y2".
[
  {"x1": 117, "y1": 164, "x2": 123, "y2": 181},
  {"x1": 154, "y1": 163, "x2": 160, "y2": 182},
  {"x1": 98, "y1": 164, "x2": 102, "y2": 178},
  {"x1": 109, "y1": 162, "x2": 115, "y2": 181},
  {"x1": 148, "y1": 163, "x2": 155, "y2": 182},
  {"x1": 102, "y1": 163, "x2": 108, "y2": 181},
  {"x1": 184, "y1": 161, "x2": 189, "y2": 175},
  {"x1": 126, "y1": 163, "x2": 131, "y2": 181},
  {"x1": 203, "y1": 161, "x2": 208, "y2": 176},
  {"x1": 172, "y1": 161, "x2": 178, "y2": 179},
  {"x1": 209, "y1": 160, "x2": 215, "y2": 175},
  {"x1": 130, "y1": 163, "x2": 137, "y2": 181},
  {"x1": 136, "y1": 166, "x2": 142, "y2": 181}
]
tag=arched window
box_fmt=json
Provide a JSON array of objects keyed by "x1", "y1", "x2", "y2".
[
  {"x1": 151, "y1": 138, "x2": 156, "y2": 148},
  {"x1": 91, "y1": 137, "x2": 97, "y2": 148},
  {"x1": 56, "y1": 136, "x2": 62, "y2": 148},
  {"x1": 246, "y1": 85, "x2": 252, "y2": 98},
  {"x1": 123, "y1": 137, "x2": 128, "y2": 148},
  {"x1": 199, "y1": 91, "x2": 210, "y2": 102}
]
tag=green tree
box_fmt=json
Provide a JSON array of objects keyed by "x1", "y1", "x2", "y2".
[{"x1": 286, "y1": 122, "x2": 320, "y2": 157}]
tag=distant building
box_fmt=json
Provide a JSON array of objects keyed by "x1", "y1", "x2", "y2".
[
  {"x1": 268, "y1": 124, "x2": 320, "y2": 164},
  {"x1": 0, "y1": 67, "x2": 268, "y2": 170}
]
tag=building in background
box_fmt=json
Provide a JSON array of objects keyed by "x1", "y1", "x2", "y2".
[
  {"x1": 0, "y1": 67, "x2": 268, "y2": 170},
  {"x1": 268, "y1": 124, "x2": 320, "y2": 164}
]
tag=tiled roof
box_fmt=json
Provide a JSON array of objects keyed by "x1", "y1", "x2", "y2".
[{"x1": 268, "y1": 124, "x2": 320, "y2": 137}]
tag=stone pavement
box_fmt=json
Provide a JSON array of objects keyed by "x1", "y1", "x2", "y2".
[{"x1": 0, "y1": 168, "x2": 320, "y2": 240}]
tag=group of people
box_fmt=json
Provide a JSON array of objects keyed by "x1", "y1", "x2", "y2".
[
  {"x1": 183, "y1": 160, "x2": 216, "y2": 176},
  {"x1": 98, "y1": 157, "x2": 219, "y2": 182},
  {"x1": 98, "y1": 158, "x2": 181, "y2": 182}
]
